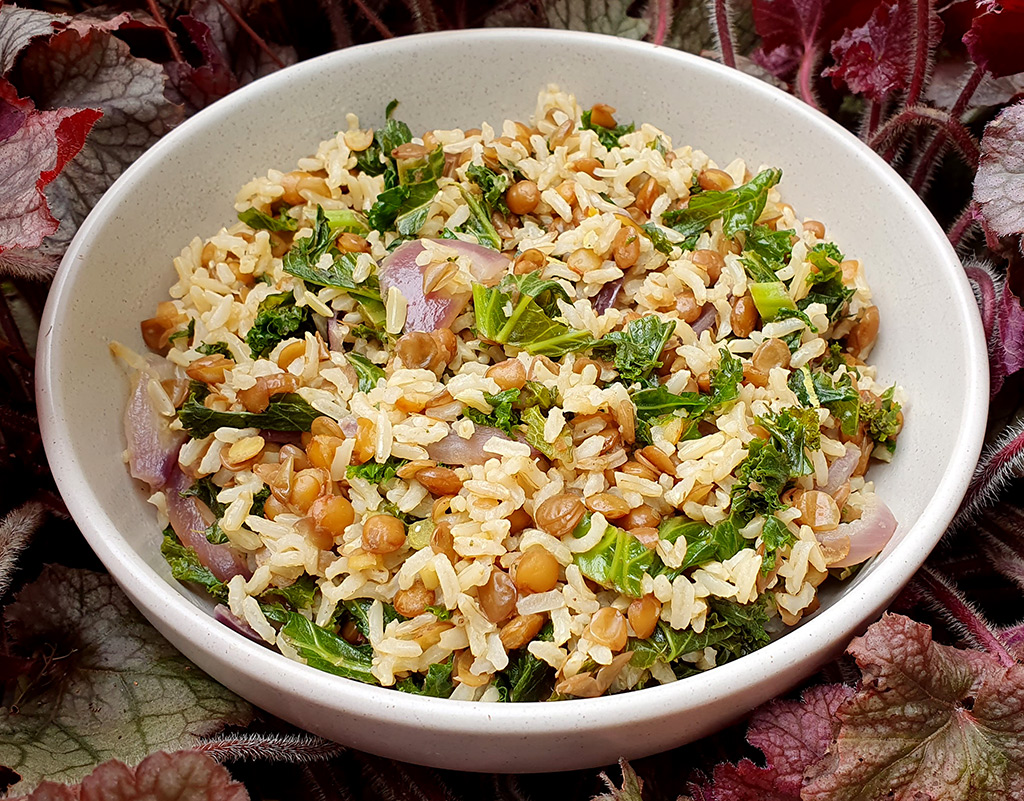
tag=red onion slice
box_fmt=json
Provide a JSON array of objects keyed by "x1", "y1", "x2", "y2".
[
  {"x1": 165, "y1": 468, "x2": 252, "y2": 582},
  {"x1": 818, "y1": 442, "x2": 861, "y2": 495},
  {"x1": 214, "y1": 604, "x2": 267, "y2": 645},
  {"x1": 818, "y1": 495, "x2": 898, "y2": 568},
  {"x1": 691, "y1": 304, "x2": 717, "y2": 336},
  {"x1": 125, "y1": 367, "x2": 186, "y2": 490},
  {"x1": 379, "y1": 239, "x2": 510, "y2": 332},
  {"x1": 592, "y1": 279, "x2": 623, "y2": 313}
]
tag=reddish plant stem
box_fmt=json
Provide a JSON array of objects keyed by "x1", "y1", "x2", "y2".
[
  {"x1": 865, "y1": 100, "x2": 882, "y2": 139},
  {"x1": 713, "y1": 0, "x2": 735, "y2": 68},
  {"x1": 948, "y1": 202, "x2": 978, "y2": 249},
  {"x1": 905, "y1": 0, "x2": 931, "y2": 108},
  {"x1": 797, "y1": 46, "x2": 821, "y2": 109},
  {"x1": 917, "y1": 566, "x2": 1016, "y2": 667},
  {"x1": 214, "y1": 0, "x2": 286, "y2": 68},
  {"x1": 910, "y1": 64, "x2": 986, "y2": 191},
  {"x1": 653, "y1": 0, "x2": 670, "y2": 47},
  {"x1": 961, "y1": 426, "x2": 1024, "y2": 519},
  {"x1": 965, "y1": 264, "x2": 997, "y2": 341},
  {"x1": 349, "y1": 0, "x2": 395, "y2": 38},
  {"x1": 867, "y1": 106, "x2": 979, "y2": 166},
  {"x1": 144, "y1": 0, "x2": 184, "y2": 63}
]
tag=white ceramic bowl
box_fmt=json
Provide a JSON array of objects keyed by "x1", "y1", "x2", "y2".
[{"x1": 38, "y1": 29, "x2": 987, "y2": 773}]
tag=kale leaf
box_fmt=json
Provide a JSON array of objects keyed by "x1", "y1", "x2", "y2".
[
  {"x1": 367, "y1": 147, "x2": 445, "y2": 235},
  {"x1": 345, "y1": 352, "x2": 386, "y2": 393},
  {"x1": 495, "y1": 623, "x2": 554, "y2": 702},
  {"x1": 279, "y1": 612, "x2": 376, "y2": 684},
  {"x1": 178, "y1": 381, "x2": 322, "y2": 438},
  {"x1": 237, "y1": 207, "x2": 297, "y2": 232},
  {"x1": 396, "y1": 658, "x2": 455, "y2": 698},
  {"x1": 346, "y1": 456, "x2": 408, "y2": 483},
  {"x1": 245, "y1": 292, "x2": 309, "y2": 358},
  {"x1": 522, "y1": 405, "x2": 573, "y2": 463},
  {"x1": 788, "y1": 366, "x2": 860, "y2": 436},
  {"x1": 464, "y1": 388, "x2": 522, "y2": 437},
  {"x1": 594, "y1": 315, "x2": 675, "y2": 387},
  {"x1": 196, "y1": 341, "x2": 232, "y2": 358},
  {"x1": 466, "y1": 163, "x2": 511, "y2": 214},
  {"x1": 760, "y1": 515, "x2": 796, "y2": 573},
  {"x1": 457, "y1": 186, "x2": 502, "y2": 250},
  {"x1": 160, "y1": 528, "x2": 228, "y2": 602},
  {"x1": 861, "y1": 386, "x2": 902, "y2": 456},
  {"x1": 730, "y1": 438, "x2": 791, "y2": 525},
  {"x1": 662, "y1": 168, "x2": 782, "y2": 245},
  {"x1": 572, "y1": 514, "x2": 655, "y2": 598},
  {"x1": 472, "y1": 276, "x2": 598, "y2": 357},
  {"x1": 641, "y1": 222, "x2": 676, "y2": 255},
  {"x1": 631, "y1": 348, "x2": 743, "y2": 442},
  {"x1": 800, "y1": 242, "x2": 855, "y2": 322},
  {"x1": 354, "y1": 99, "x2": 412, "y2": 179},
  {"x1": 629, "y1": 599, "x2": 771, "y2": 671},
  {"x1": 580, "y1": 109, "x2": 635, "y2": 150},
  {"x1": 261, "y1": 575, "x2": 317, "y2": 611}
]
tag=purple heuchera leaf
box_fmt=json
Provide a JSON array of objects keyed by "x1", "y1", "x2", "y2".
[
  {"x1": 692, "y1": 684, "x2": 853, "y2": 801},
  {"x1": 0, "y1": 5, "x2": 64, "y2": 73},
  {"x1": 964, "y1": 0, "x2": 1024, "y2": 79},
  {"x1": 803, "y1": 613, "x2": 1024, "y2": 800},
  {"x1": 750, "y1": 0, "x2": 877, "y2": 81},
  {"x1": 997, "y1": 276, "x2": 1024, "y2": 379},
  {"x1": 0, "y1": 77, "x2": 99, "y2": 266},
  {"x1": 11, "y1": 25, "x2": 184, "y2": 253},
  {"x1": 165, "y1": 0, "x2": 296, "y2": 114},
  {"x1": 10, "y1": 751, "x2": 250, "y2": 801},
  {"x1": 974, "y1": 102, "x2": 1024, "y2": 239},
  {"x1": 824, "y1": 1, "x2": 929, "y2": 102}
]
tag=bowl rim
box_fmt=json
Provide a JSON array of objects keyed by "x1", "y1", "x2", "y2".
[{"x1": 37, "y1": 27, "x2": 989, "y2": 735}]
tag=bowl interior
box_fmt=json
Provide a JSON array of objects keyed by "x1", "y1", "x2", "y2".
[{"x1": 38, "y1": 29, "x2": 987, "y2": 772}]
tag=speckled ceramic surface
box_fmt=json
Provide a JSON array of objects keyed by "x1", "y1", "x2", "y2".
[{"x1": 37, "y1": 29, "x2": 987, "y2": 773}]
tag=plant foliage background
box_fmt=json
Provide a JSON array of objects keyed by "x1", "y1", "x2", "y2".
[{"x1": 2, "y1": 0, "x2": 1024, "y2": 798}]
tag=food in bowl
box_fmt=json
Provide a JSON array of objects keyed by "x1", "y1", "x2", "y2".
[{"x1": 116, "y1": 86, "x2": 904, "y2": 702}]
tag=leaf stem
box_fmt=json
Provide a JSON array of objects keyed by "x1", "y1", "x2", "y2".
[
  {"x1": 910, "y1": 63, "x2": 986, "y2": 191},
  {"x1": 214, "y1": 0, "x2": 286, "y2": 68},
  {"x1": 712, "y1": 0, "x2": 735, "y2": 68},
  {"x1": 349, "y1": 0, "x2": 396, "y2": 38},
  {"x1": 917, "y1": 566, "x2": 1016, "y2": 667},
  {"x1": 652, "y1": 0, "x2": 670, "y2": 47},
  {"x1": 867, "y1": 106, "x2": 979, "y2": 167},
  {"x1": 954, "y1": 422, "x2": 1024, "y2": 526},
  {"x1": 906, "y1": 0, "x2": 932, "y2": 108},
  {"x1": 964, "y1": 264, "x2": 996, "y2": 341},
  {"x1": 797, "y1": 45, "x2": 821, "y2": 109},
  {"x1": 948, "y1": 203, "x2": 978, "y2": 249}
]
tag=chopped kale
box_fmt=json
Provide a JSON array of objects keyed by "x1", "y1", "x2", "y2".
[
  {"x1": 641, "y1": 222, "x2": 676, "y2": 255},
  {"x1": 345, "y1": 352, "x2": 386, "y2": 393},
  {"x1": 594, "y1": 315, "x2": 675, "y2": 388},
  {"x1": 237, "y1": 207, "x2": 297, "y2": 232},
  {"x1": 279, "y1": 612, "x2": 376, "y2": 684},
  {"x1": 495, "y1": 623, "x2": 554, "y2": 702},
  {"x1": 396, "y1": 657, "x2": 455, "y2": 698},
  {"x1": 580, "y1": 109, "x2": 635, "y2": 150},
  {"x1": 466, "y1": 163, "x2": 511, "y2": 214},
  {"x1": 800, "y1": 242, "x2": 855, "y2": 322},
  {"x1": 346, "y1": 456, "x2": 408, "y2": 484},
  {"x1": 250, "y1": 486, "x2": 272, "y2": 518},
  {"x1": 167, "y1": 318, "x2": 194, "y2": 346},
  {"x1": 160, "y1": 527, "x2": 228, "y2": 602},
  {"x1": 245, "y1": 292, "x2": 309, "y2": 358},
  {"x1": 178, "y1": 381, "x2": 322, "y2": 438},
  {"x1": 464, "y1": 388, "x2": 522, "y2": 437},
  {"x1": 861, "y1": 386, "x2": 902, "y2": 456},
  {"x1": 572, "y1": 514, "x2": 655, "y2": 598},
  {"x1": 662, "y1": 168, "x2": 782, "y2": 246},
  {"x1": 196, "y1": 341, "x2": 232, "y2": 358},
  {"x1": 472, "y1": 275, "x2": 598, "y2": 357},
  {"x1": 261, "y1": 574, "x2": 317, "y2": 611}
]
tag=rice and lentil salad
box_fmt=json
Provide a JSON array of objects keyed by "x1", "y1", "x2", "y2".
[{"x1": 116, "y1": 86, "x2": 906, "y2": 701}]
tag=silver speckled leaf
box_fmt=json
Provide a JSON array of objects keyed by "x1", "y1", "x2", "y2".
[{"x1": 0, "y1": 565, "x2": 253, "y2": 792}]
